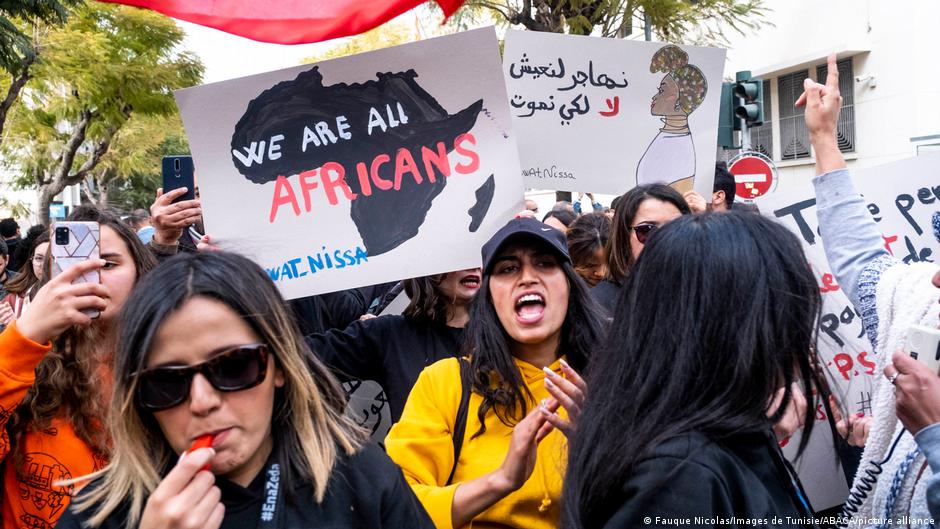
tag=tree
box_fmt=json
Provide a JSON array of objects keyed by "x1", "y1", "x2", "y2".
[
  {"x1": 3, "y1": 3, "x2": 203, "y2": 224},
  {"x1": 0, "y1": 1, "x2": 86, "y2": 143},
  {"x1": 0, "y1": 0, "x2": 81, "y2": 75},
  {"x1": 461, "y1": 0, "x2": 766, "y2": 45},
  {"x1": 302, "y1": 19, "x2": 421, "y2": 64},
  {"x1": 80, "y1": 114, "x2": 190, "y2": 211}
]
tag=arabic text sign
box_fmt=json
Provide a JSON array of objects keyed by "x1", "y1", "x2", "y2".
[
  {"x1": 761, "y1": 152, "x2": 940, "y2": 510},
  {"x1": 503, "y1": 30, "x2": 725, "y2": 197},
  {"x1": 175, "y1": 28, "x2": 523, "y2": 299}
]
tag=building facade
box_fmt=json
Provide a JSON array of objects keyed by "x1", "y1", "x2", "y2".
[{"x1": 719, "y1": 0, "x2": 940, "y2": 195}]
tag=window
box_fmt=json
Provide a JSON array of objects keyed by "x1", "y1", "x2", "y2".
[
  {"x1": 816, "y1": 57, "x2": 856, "y2": 152},
  {"x1": 750, "y1": 79, "x2": 773, "y2": 159},
  {"x1": 777, "y1": 70, "x2": 811, "y2": 160}
]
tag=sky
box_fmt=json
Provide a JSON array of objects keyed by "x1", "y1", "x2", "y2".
[{"x1": 178, "y1": 20, "x2": 340, "y2": 84}]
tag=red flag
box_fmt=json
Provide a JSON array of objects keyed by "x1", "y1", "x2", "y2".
[{"x1": 97, "y1": 0, "x2": 466, "y2": 44}]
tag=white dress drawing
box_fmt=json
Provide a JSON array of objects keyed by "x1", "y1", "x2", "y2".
[{"x1": 635, "y1": 130, "x2": 696, "y2": 186}]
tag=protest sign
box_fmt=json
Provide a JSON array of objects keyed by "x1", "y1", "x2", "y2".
[
  {"x1": 503, "y1": 30, "x2": 725, "y2": 197},
  {"x1": 175, "y1": 27, "x2": 522, "y2": 299},
  {"x1": 761, "y1": 152, "x2": 940, "y2": 510}
]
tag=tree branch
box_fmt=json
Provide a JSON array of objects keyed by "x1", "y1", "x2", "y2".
[
  {"x1": 0, "y1": 53, "x2": 36, "y2": 139},
  {"x1": 81, "y1": 179, "x2": 98, "y2": 205},
  {"x1": 52, "y1": 108, "x2": 92, "y2": 186}
]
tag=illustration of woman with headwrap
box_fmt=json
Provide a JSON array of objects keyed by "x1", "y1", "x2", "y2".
[{"x1": 635, "y1": 45, "x2": 708, "y2": 193}]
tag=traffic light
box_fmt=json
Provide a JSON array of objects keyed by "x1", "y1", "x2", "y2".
[
  {"x1": 717, "y1": 82, "x2": 737, "y2": 149},
  {"x1": 733, "y1": 70, "x2": 764, "y2": 127}
]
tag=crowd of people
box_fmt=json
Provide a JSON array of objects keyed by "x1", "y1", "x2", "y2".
[{"x1": 0, "y1": 54, "x2": 937, "y2": 529}]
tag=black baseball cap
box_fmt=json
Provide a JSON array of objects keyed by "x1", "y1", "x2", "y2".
[{"x1": 481, "y1": 217, "x2": 570, "y2": 274}]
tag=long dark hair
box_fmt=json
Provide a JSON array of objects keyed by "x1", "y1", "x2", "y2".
[
  {"x1": 606, "y1": 184, "x2": 690, "y2": 283},
  {"x1": 4, "y1": 231, "x2": 49, "y2": 296},
  {"x1": 564, "y1": 212, "x2": 824, "y2": 528},
  {"x1": 402, "y1": 273, "x2": 449, "y2": 325},
  {"x1": 461, "y1": 241, "x2": 605, "y2": 437}
]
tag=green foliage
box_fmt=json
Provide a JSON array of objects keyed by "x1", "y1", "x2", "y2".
[
  {"x1": 302, "y1": 20, "x2": 418, "y2": 64},
  {"x1": 86, "y1": 113, "x2": 191, "y2": 211},
  {"x1": 0, "y1": 0, "x2": 81, "y2": 75},
  {"x1": 461, "y1": 0, "x2": 767, "y2": 44},
  {"x1": 2, "y1": 3, "x2": 203, "y2": 222}
]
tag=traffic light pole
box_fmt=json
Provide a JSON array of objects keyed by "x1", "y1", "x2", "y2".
[{"x1": 741, "y1": 123, "x2": 752, "y2": 151}]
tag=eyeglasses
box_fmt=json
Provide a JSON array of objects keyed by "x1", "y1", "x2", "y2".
[
  {"x1": 630, "y1": 223, "x2": 660, "y2": 244},
  {"x1": 135, "y1": 343, "x2": 269, "y2": 411}
]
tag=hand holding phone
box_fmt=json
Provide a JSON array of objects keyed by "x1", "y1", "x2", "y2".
[
  {"x1": 162, "y1": 156, "x2": 195, "y2": 204},
  {"x1": 51, "y1": 222, "x2": 101, "y2": 318},
  {"x1": 15, "y1": 258, "x2": 108, "y2": 344},
  {"x1": 905, "y1": 325, "x2": 940, "y2": 374}
]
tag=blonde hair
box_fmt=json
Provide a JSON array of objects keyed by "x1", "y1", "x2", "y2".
[{"x1": 70, "y1": 252, "x2": 365, "y2": 527}]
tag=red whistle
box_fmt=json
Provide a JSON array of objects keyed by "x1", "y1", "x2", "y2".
[{"x1": 187, "y1": 434, "x2": 214, "y2": 472}]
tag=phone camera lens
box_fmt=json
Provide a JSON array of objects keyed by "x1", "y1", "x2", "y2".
[{"x1": 54, "y1": 227, "x2": 69, "y2": 245}]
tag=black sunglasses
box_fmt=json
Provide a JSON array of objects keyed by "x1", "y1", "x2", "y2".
[
  {"x1": 631, "y1": 223, "x2": 660, "y2": 244},
  {"x1": 135, "y1": 343, "x2": 269, "y2": 412}
]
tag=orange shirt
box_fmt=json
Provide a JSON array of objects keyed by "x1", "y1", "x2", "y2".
[{"x1": 0, "y1": 323, "x2": 104, "y2": 529}]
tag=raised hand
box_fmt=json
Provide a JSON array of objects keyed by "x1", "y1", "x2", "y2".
[
  {"x1": 682, "y1": 190, "x2": 708, "y2": 214},
  {"x1": 15, "y1": 259, "x2": 109, "y2": 344},
  {"x1": 541, "y1": 359, "x2": 586, "y2": 437},
  {"x1": 151, "y1": 187, "x2": 202, "y2": 246},
  {"x1": 795, "y1": 53, "x2": 846, "y2": 175},
  {"x1": 494, "y1": 406, "x2": 554, "y2": 492}
]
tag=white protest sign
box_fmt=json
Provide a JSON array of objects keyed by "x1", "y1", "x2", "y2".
[
  {"x1": 761, "y1": 152, "x2": 940, "y2": 511},
  {"x1": 503, "y1": 30, "x2": 725, "y2": 197},
  {"x1": 175, "y1": 27, "x2": 523, "y2": 299}
]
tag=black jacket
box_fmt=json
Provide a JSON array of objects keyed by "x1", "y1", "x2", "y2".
[
  {"x1": 305, "y1": 315, "x2": 463, "y2": 423},
  {"x1": 599, "y1": 431, "x2": 816, "y2": 528},
  {"x1": 57, "y1": 443, "x2": 434, "y2": 529},
  {"x1": 590, "y1": 279, "x2": 621, "y2": 317}
]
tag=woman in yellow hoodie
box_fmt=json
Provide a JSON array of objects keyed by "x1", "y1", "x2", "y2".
[{"x1": 386, "y1": 217, "x2": 605, "y2": 529}]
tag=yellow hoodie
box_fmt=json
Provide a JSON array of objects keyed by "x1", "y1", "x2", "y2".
[{"x1": 385, "y1": 356, "x2": 567, "y2": 529}]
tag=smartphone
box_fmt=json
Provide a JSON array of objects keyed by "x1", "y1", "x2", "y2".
[
  {"x1": 162, "y1": 156, "x2": 195, "y2": 204},
  {"x1": 905, "y1": 325, "x2": 940, "y2": 374},
  {"x1": 50, "y1": 221, "x2": 100, "y2": 318}
]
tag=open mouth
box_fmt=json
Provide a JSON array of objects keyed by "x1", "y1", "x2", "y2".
[
  {"x1": 460, "y1": 275, "x2": 481, "y2": 289},
  {"x1": 515, "y1": 292, "x2": 545, "y2": 323}
]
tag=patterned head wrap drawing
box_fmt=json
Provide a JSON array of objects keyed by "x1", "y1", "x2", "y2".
[{"x1": 649, "y1": 45, "x2": 707, "y2": 115}]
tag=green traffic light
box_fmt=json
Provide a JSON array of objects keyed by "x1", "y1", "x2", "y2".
[{"x1": 733, "y1": 71, "x2": 764, "y2": 127}]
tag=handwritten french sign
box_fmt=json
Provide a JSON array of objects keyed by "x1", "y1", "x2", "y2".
[
  {"x1": 761, "y1": 152, "x2": 940, "y2": 510},
  {"x1": 175, "y1": 27, "x2": 523, "y2": 299},
  {"x1": 503, "y1": 30, "x2": 726, "y2": 197}
]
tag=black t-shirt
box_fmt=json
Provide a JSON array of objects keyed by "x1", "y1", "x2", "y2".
[
  {"x1": 305, "y1": 315, "x2": 463, "y2": 422},
  {"x1": 57, "y1": 443, "x2": 434, "y2": 529}
]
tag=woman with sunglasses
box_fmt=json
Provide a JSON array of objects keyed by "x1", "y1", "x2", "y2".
[
  {"x1": 0, "y1": 207, "x2": 156, "y2": 529},
  {"x1": 58, "y1": 251, "x2": 434, "y2": 529},
  {"x1": 564, "y1": 212, "x2": 825, "y2": 528},
  {"x1": 385, "y1": 217, "x2": 605, "y2": 529},
  {"x1": 592, "y1": 184, "x2": 691, "y2": 309}
]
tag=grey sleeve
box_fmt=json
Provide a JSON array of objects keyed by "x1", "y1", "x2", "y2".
[
  {"x1": 812, "y1": 168, "x2": 892, "y2": 308},
  {"x1": 914, "y1": 423, "x2": 940, "y2": 521}
]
